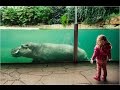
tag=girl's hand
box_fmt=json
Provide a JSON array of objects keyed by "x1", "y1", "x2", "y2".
[
  {"x1": 90, "y1": 59, "x2": 94, "y2": 64},
  {"x1": 108, "y1": 59, "x2": 112, "y2": 61}
]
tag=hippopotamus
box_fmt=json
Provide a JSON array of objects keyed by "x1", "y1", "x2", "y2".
[{"x1": 11, "y1": 42, "x2": 88, "y2": 63}]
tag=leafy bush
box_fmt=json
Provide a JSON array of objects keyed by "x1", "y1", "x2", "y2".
[
  {"x1": 66, "y1": 6, "x2": 74, "y2": 24},
  {"x1": 60, "y1": 13, "x2": 69, "y2": 27},
  {"x1": 66, "y1": 6, "x2": 106, "y2": 24},
  {"x1": 1, "y1": 6, "x2": 53, "y2": 26},
  {"x1": 104, "y1": 13, "x2": 120, "y2": 25},
  {"x1": 104, "y1": 7, "x2": 119, "y2": 15},
  {"x1": 66, "y1": 6, "x2": 120, "y2": 25},
  {"x1": 1, "y1": 6, "x2": 119, "y2": 26},
  {"x1": 16, "y1": 6, "x2": 35, "y2": 25},
  {"x1": 1, "y1": 7, "x2": 19, "y2": 25},
  {"x1": 48, "y1": 6, "x2": 67, "y2": 24},
  {"x1": 33, "y1": 6, "x2": 53, "y2": 24},
  {"x1": 83, "y1": 7, "x2": 106, "y2": 24},
  {"x1": 106, "y1": 13, "x2": 120, "y2": 20}
]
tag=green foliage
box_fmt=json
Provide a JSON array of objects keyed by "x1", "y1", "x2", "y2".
[
  {"x1": 107, "y1": 13, "x2": 120, "y2": 19},
  {"x1": 104, "y1": 7, "x2": 119, "y2": 15},
  {"x1": 60, "y1": 13, "x2": 69, "y2": 27},
  {"x1": 1, "y1": 6, "x2": 53, "y2": 26},
  {"x1": 83, "y1": 7, "x2": 106, "y2": 24},
  {"x1": 105, "y1": 13, "x2": 120, "y2": 22},
  {"x1": 48, "y1": 6, "x2": 67, "y2": 24},
  {"x1": 16, "y1": 6, "x2": 35, "y2": 25},
  {"x1": 1, "y1": 7, "x2": 19, "y2": 25},
  {"x1": 66, "y1": 6, "x2": 119, "y2": 25},
  {"x1": 66, "y1": 6, "x2": 74, "y2": 24},
  {"x1": 1, "y1": 6, "x2": 119, "y2": 26},
  {"x1": 66, "y1": 6, "x2": 106, "y2": 24},
  {"x1": 33, "y1": 6, "x2": 53, "y2": 24}
]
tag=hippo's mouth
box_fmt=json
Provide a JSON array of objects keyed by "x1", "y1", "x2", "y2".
[{"x1": 11, "y1": 48, "x2": 21, "y2": 57}]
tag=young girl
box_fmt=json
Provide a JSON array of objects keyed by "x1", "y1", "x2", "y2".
[{"x1": 90, "y1": 34, "x2": 112, "y2": 81}]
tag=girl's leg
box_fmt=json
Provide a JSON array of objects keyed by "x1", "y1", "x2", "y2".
[
  {"x1": 102, "y1": 63, "x2": 107, "y2": 81},
  {"x1": 94, "y1": 62, "x2": 101, "y2": 81},
  {"x1": 96, "y1": 63, "x2": 101, "y2": 79}
]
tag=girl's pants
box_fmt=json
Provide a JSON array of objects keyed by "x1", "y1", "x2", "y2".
[{"x1": 96, "y1": 61, "x2": 107, "y2": 79}]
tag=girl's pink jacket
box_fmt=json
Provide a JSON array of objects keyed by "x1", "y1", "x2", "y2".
[{"x1": 91, "y1": 43, "x2": 112, "y2": 62}]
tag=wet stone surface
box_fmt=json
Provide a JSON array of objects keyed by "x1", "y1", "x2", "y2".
[{"x1": 0, "y1": 62, "x2": 119, "y2": 85}]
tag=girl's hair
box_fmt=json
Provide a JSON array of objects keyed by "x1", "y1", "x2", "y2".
[{"x1": 96, "y1": 34, "x2": 111, "y2": 47}]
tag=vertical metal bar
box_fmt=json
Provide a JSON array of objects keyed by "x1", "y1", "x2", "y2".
[
  {"x1": 75, "y1": 6, "x2": 77, "y2": 24},
  {"x1": 74, "y1": 6, "x2": 78, "y2": 63},
  {"x1": 74, "y1": 24, "x2": 78, "y2": 63}
]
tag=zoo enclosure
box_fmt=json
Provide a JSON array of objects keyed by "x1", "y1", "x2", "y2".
[{"x1": 0, "y1": 29, "x2": 119, "y2": 63}]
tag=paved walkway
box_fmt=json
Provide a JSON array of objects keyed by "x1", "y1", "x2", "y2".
[{"x1": 0, "y1": 62, "x2": 119, "y2": 85}]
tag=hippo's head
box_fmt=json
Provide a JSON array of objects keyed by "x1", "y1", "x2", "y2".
[{"x1": 11, "y1": 42, "x2": 36, "y2": 58}]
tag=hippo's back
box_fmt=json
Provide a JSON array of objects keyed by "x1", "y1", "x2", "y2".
[{"x1": 33, "y1": 43, "x2": 88, "y2": 62}]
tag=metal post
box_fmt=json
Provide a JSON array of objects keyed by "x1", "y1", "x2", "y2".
[
  {"x1": 75, "y1": 6, "x2": 77, "y2": 24},
  {"x1": 74, "y1": 6, "x2": 78, "y2": 63}
]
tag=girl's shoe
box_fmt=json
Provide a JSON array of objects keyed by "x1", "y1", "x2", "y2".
[
  {"x1": 102, "y1": 77, "x2": 107, "y2": 81},
  {"x1": 93, "y1": 76, "x2": 100, "y2": 81}
]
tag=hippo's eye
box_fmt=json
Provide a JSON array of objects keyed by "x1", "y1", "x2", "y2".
[
  {"x1": 24, "y1": 47, "x2": 28, "y2": 49},
  {"x1": 26, "y1": 44, "x2": 29, "y2": 46},
  {"x1": 23, "y1": 46, "x2": 28, "y2": 49},
  {"x1": 21, "y1": 45, "x2": 28, "y2": 49}
]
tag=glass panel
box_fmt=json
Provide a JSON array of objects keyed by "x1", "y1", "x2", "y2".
[{"x1": 1, "y1": 29, "x2": 74, "y2": 63}]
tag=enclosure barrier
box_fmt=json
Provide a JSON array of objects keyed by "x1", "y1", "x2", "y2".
[{"x1": 0, "y1": 29, "x2": 119, "y2": 63}]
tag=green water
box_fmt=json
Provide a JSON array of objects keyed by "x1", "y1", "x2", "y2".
[
  {"x1": 1, "y1": 29, "x2": 74, "y2": 63},
  {"x1": 78, "y1": 29, "x2": 119, "y2": 61},
  {"x1": 0, "y1": 29, "x2": 119, "y2": 63}
]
